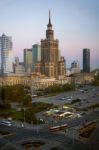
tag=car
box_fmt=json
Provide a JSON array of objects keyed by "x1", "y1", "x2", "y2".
[
  {"x1": 92, "y1": 89, "x2": 96, "y2": 91},
  {"x1": 80, "y1": 112, "x2": 86, "y2": 115},
  {"x1": 1, "y1": 120, "x2": 12, "y2": 126},
  {"x1": 79, "y1": 89, "x2": 84, "y2": 92},
  {"x1": 67, "y1": 98, "x2": 71, "y2": 101},
  {"x1": 59, "y1": 97, "x2": 65, "y2": 100},
  {"x1": 92, "y1": 95, "x2": 96, "y2": 98},
  {"x1": 32, "y1": 94, "x2": 38, "y2": 98},
  {"x1": 83, "y1": 99, "x2": 86, "y2": 101}
]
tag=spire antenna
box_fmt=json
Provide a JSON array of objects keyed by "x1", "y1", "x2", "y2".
[
  {"x1": 49, "y1": 9, "x2": 51, "y2": 24},
  {"x1": 47, "y1": 9, "x2": 52, "y2": 29}
]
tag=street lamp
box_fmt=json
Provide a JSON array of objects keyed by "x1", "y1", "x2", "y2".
[
  {"x1": 36, "y1": 118, "x2": 39, "y2": 135},
  {"x1": 23, "y1": 108, "x2": 26, "y2": 127}
]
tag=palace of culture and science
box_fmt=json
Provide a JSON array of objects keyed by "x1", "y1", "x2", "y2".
[{"x1": 35, "y1": 11, "x2": 65, "y2": 78}]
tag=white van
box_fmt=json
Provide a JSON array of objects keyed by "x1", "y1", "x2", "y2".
[{"x1": 1, "y1": 120, "x2": 12, "y2": 126}]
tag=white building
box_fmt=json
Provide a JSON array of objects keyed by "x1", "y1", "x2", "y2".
[
  {"x1": 14, "y1": 62, "x2": 26, "y2": 76},
  {"x1": 0, "y1": 34, "x2": 13, "y2": 75},
  {"x1": 71, "y1": 60, "x2": 80, "y2": 74}
]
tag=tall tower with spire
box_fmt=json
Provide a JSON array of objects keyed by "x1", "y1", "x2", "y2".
[
  {"x1": 40, "y1": 10, "x2": 59, "y2": 78},
  {"x1": 34, "y1": 11, "x2": 65, "y2": 78}
]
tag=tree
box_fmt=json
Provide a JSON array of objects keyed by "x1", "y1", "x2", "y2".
[
  {"x1": 0, "y1": 87, "x2": 5, "y2": 103},
  {"x1": 22, "y1": 95, "x2": 32, "y2": 107}
]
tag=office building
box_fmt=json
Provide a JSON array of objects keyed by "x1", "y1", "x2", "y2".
[
  {"x1": 83, "y1": 48, "x2": 90, "y2": 73},
  {"x1": 24, "y1": 49, "x2": 32, "y2": 73},
  {"x1": 13, "y1": 57, "x2": 26, "y2": 75},
  {"x1": 15, "y1": 62, "x2": 26, "y2": 75},
  {"x1": 32, "y1": 44, "x2": 41, "y2": 72},
  {"x1": 71, "y1": 60, "x2": 80, "y2": 74},
  {"x1": 0, "y1": 33, "x2": 13, "y2": 75},
  {"x1": 58, "y1": 56, "x2": 66, "y2": 76}
]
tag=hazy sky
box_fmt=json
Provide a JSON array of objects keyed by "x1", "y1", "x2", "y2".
[{"x1": 0, "y1": 0, "x2": 99, "y2": 69}]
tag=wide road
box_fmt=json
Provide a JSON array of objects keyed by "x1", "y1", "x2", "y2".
[
  {"x1": 0, "y1": 123, "x2": 86, "y2": 150},
  {"x1": 0, "y1": 110, "x2": 99, "y2": 150},
  {"x1": 32, "y1": 86, "x2": 99, "y2": 107}
]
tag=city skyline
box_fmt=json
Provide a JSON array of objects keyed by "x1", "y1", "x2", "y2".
[{"x1": 0, "y1": 0, "x2": 99, "y2": 69}]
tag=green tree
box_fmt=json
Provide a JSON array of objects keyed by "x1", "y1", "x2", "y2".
[
  {"x1": 0, "y1": 87, "x2": 5, "y2": 103},
  {"x1": 43, "y1": 83, "x2": 75, "y2": 94}
]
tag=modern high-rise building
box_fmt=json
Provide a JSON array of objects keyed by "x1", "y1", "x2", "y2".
[
  {"x1": 32, "y1": 44, "x2": 41, "y2": 72},
  {"x1": 24, "y1": 49, "x2": 32, "y2": 73},
  {"x1": 0, "y1": 33, "x2": 13, "y2": 75},
  {"x1": 83, "y1": 48, "x2": 90, "y2": 73},
  {"x1": 35, "y1": 11, "x2": 65, "y2": 78},
  {"x1": 58, "y1": 56, "x2": 66, "y2": 76}
]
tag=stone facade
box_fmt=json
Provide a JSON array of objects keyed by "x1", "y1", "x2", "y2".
[
  {"x1": 35, "y1": 11, "x2": 65, "y2": 78},
  {"x1": 0, "y1": 73, "x2": 94, "y2": 90}
]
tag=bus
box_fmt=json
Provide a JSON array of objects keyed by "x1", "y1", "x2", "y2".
[
  {"x1": 49, "y1": 124, "x2": 68, "y2": 132},
  {"x1": 0, "y1": 120, "x2": 12, "y2": 127},
  {"x1": 32, "y1": 94, "x2": 38, "y2": 98},
  {"x1": 79, "y1": 121, "x2": 96, "y2": 138}
]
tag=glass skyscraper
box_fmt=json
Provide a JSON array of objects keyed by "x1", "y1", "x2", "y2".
[
  {"x1": 83, "y1": 48, "x2": 90, "y2": 73},
  {"x1": 32, "y1": 44, "x2": 41, "y2": 72},
  {"x1": 0, "y1": 33, "x2": 13, "y2": 75},
  {"x1": 24, "y1": 49, "x2": 32, "y2": 73}
]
